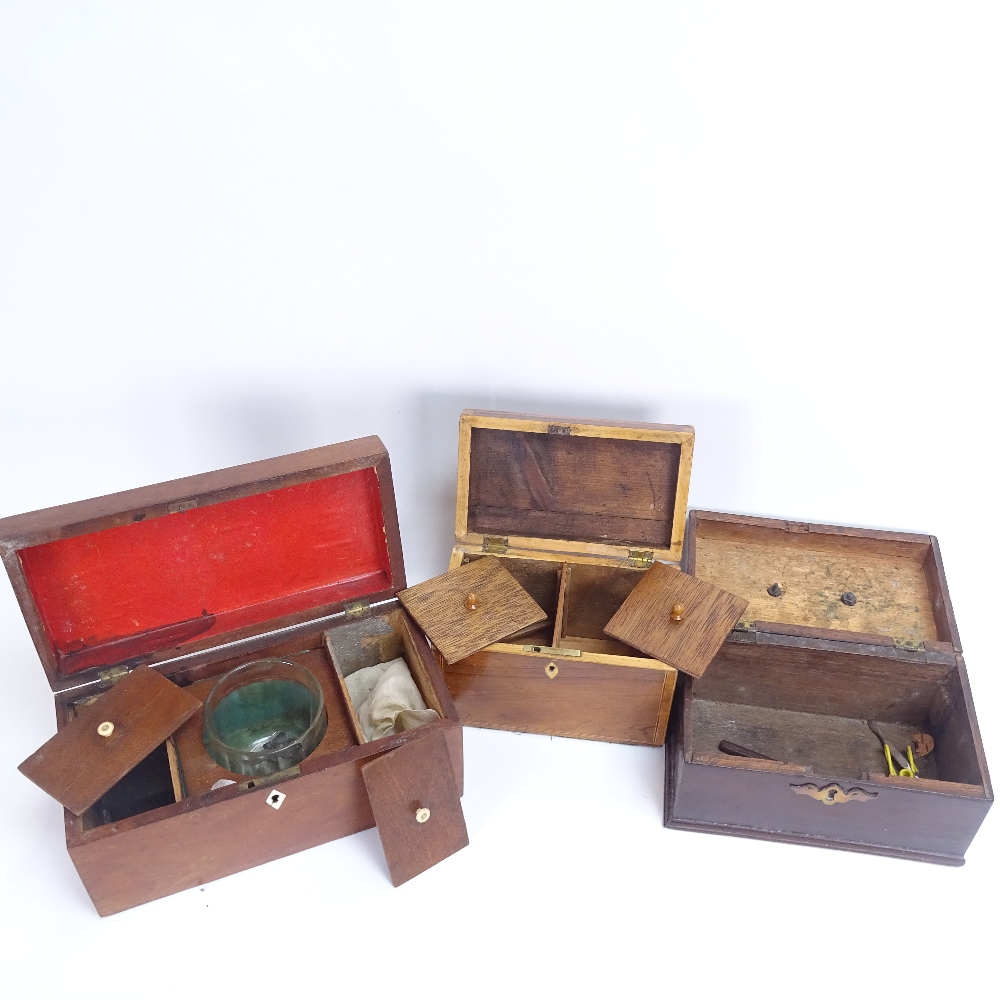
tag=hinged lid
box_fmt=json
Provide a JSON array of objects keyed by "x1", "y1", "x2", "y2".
[
  {"x1": 18, "y1": 665, "x2": 200, "y2": 815},
  {"x1": 684, "y1": 510, "x2": 961, "y2": 654},
  {"x1": 0, "y1": 437, "x2": 405, "y2": 693},
  {"x1": 456, "y1": 411, "x2": 694, "y2": 565},
  {"x1": 398, "y1": 556, "x2": 547, "y2": 664},
  {"x1": 604, "y1": 563, "x2": 748, "y2": 677},
  {"x1": 361, "y1": 728, "x2": 469, "y2": 886}
]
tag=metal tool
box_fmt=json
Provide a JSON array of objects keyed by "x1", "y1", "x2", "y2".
[
  {"x1": 867, "y1": 720, "x2": 918, "y2": 778},
  {"x1": 719, "y1": 740, "x2": 777, "y2": 761}
]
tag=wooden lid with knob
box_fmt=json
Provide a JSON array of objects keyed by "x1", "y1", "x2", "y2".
[
  {"x1": 604, "y1": 564, "x2": 748, "y2": 677},
  {"x1": 398, "y1": 556, "x2": 547, "y2": 664}
]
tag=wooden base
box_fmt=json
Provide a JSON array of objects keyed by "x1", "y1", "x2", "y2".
[{"x1": 662, "y1": 814, "x2": 967, "y2": 866}]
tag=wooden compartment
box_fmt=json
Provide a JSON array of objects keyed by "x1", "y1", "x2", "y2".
[
  {"x1": 6, "y1": 437, "x2": 467, "y2": 914},
  {"x1": 442, "y1": 551, "x2": 675, "y2": 745},
  {"x1": 667, "y1": 511, "x2": 992, "y2": 864},
  {"x1": 399, "y1": 411, "x2": 747, "y2": 747}
]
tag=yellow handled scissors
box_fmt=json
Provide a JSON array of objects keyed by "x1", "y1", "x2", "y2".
[
  {"x1": 882, "y1": 742, "x2": 918, "y2": 778},
  {"x1": 868, "y1": 720, "x2": 918, "y2": 778}
]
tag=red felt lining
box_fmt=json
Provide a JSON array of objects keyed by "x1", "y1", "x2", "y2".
[{"x1": 19, "y1": 468, "x2": 392, "y2": 675}]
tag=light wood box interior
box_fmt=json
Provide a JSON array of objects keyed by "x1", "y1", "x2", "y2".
[
  {"x1": 454, "y1": 551, "x2": 646, "y2": 658},
  {"x1": 456, "y1": 411, "x2": 695, "y2": 565},
  {"x1": 691, "y1": 517, "x2": 955, "y2": 645},
  {"x1": 444, "y1": 550, "x2": 676, "y2": 746}
]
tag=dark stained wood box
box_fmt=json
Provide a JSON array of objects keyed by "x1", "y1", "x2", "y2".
[
  {"x1": 667, "y1": 510, "x2": 993, "y2": 864},
  {"x1": 3, "y1": 437, "x2": 468, "y2": 914},
  {"x1": 400, "y1": 411, "x2": 746, "y2": 747}
]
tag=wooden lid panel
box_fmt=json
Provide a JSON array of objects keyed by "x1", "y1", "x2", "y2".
[
  {"x1": 456, "y1": 412, "x2": 694, "y2": 563},
  {"x1": 687, "y1": 511, "x2": 954, "y2": 648},
  {"x1": 604, "y1": 563, "x2": 748, "y2": 678},
  {"x1": 0, "y1": 438, "x2": 406, "y2": 686},
  {"x1": 18, "y1": 665, "x2": 201, "y2": 815},
  {"x1": 398, "y1": 556, "x2": 547, "y2": 664},
  {"x1": 361, "y1": 728, "x2": 469, "y2": 886}
]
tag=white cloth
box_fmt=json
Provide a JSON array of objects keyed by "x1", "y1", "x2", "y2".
[{"x1": 345, "y1": 657, "x2": 439, "y2": 741}]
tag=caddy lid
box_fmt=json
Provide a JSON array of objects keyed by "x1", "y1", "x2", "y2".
[
  {"x1": 0, "y1": 437, "x2": 405, "y2": 693},
  {"x1": 456, "y1": 410, "x2": 694, "y2": 565},
  {"x1": 397, "y1": 556, "x2": 547, "y2": 664},
  {"x1": 361, "y1": 727, "x2": 469, "y2": 886},
  {"x1": 18, "y1": 665, "x2": 200, "y2": 815},
  {"x1": 604, "y1": 563, "x2": 748, "y2": 677}
]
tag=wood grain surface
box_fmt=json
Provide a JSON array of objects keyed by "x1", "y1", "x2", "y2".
[
  {"x1": 398, "y1": 556, "x2": 546, "y2": 663},
  {"x1": 690, "y1": 512, "x2": 943, "y2": 643},
  {"x1": 454, "y1": 411, "x2": 694, "y2": 564},
  {"x1": 691, "y1": 699, "x2": 942, "y2": 780},
  {"x1": 466, "y1": 427, "x2": 680, "y2": 546},
  {"x1": 361, "y1": 728, "x2": 469, "y2": 886},
  {"x1": 443, "y1": 647, "x2": 676, "y2": 745},
  {"x1": 604, "y1": 563, "x2": 747, "y2": 677},
  {"x1": 19, "y1": 666, "x2": 200, "y2": 815},
  {"x1": 692, "y1": 639, "x2": 952, "y2": 724}
]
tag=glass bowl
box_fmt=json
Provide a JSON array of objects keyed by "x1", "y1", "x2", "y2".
[{"x1": 202, "y1": 658, "x2": 328, "y2": 777}]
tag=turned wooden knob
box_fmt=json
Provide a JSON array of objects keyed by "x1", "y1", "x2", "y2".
[
  {"x1": 670, "y1": 603, "x2": 685, "y2": 622},
  {"x1": 464, "y1": 593, "x2": 479, "y2": 610}
]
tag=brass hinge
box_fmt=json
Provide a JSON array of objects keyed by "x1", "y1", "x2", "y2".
[
  {"x1": 344, "y1": 599, "x2": 371, "y2": 620},
  {"x1": 482, "y1": 536, "x2": 509, "y2": 555},
  {"x1": 894, "y1": 638, "x2": 926, "y2": 652},
  {"x1": 98, "y1": 665, "x2": 129, "y2": 688},
  {"x1": 626, "y1": 549, "x2": 655, "y2": 569},
  {"x1": 733, "y1": 619, "x2": 756, "y2": 633},
  {"x1": 168, "y1": 499, "x2": 197, "y2": 514}
]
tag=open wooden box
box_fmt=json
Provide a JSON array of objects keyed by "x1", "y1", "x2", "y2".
[
  {"x1": 4, "y1": 437, "x2": 467, "y2": 915},
  {"x1": 399, "y1": 411, "x2": 744, "y2": 746},
  {"x1": 667, "y1": 510, "x2": 993, "y2": 864}
]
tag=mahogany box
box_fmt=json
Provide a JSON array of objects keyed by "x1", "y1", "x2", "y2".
[
  {"x1": 4, "y1": 437, "x2": 468, "y2": 915},
  {"x1": 398, "y1": 411, "x2": 747, "y2": 746},
  {"x1": 667, "y1": 510, "x2": 992, "y2": 864}
]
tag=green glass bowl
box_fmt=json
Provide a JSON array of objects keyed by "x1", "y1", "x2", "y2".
[{"x1": 202, "y1": 659, "x2": 327, "y2": 777}]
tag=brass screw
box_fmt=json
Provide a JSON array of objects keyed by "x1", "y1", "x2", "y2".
[
  {"x1": 464, "y1": 593, "x2": 479, "y2": 611},
  {"x1": 670, "y1": 603, "x2": 685, "y2": 622},
  {"x1": 97, "y1": 721, "x2": 114, "y2": 738},
  {"x1": 415, "y1": 807, "x2": 431, "y2": 824}
]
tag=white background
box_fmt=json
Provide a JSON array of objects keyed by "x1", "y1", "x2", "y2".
[{"x1": 1, "y1": 3, "x2": 997, "y2": 998}]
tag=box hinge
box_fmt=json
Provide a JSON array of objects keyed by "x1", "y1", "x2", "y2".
[
  {"x1": 733, "y1": 619, "x2": 756, "y2": 633},
  {"x1": 98, "y1": 665, "x2": 130, "y2": 688},
  {"x1": 344, "y1": 599, "x2": 372, "y2": 620},
  {"x1": 482, "y1": 536, "x2": 509, "y2": 555},
  {"x1": 893, "y1": 638, "x2": 926, "y2": 652},
  {"x1": 626, "y1": 549, "x2": 655, "y2": 569}
]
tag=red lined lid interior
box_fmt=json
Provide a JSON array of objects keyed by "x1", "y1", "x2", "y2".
[{"x1": 19, "y1": 468, "x2": 392, "y2": 676}]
